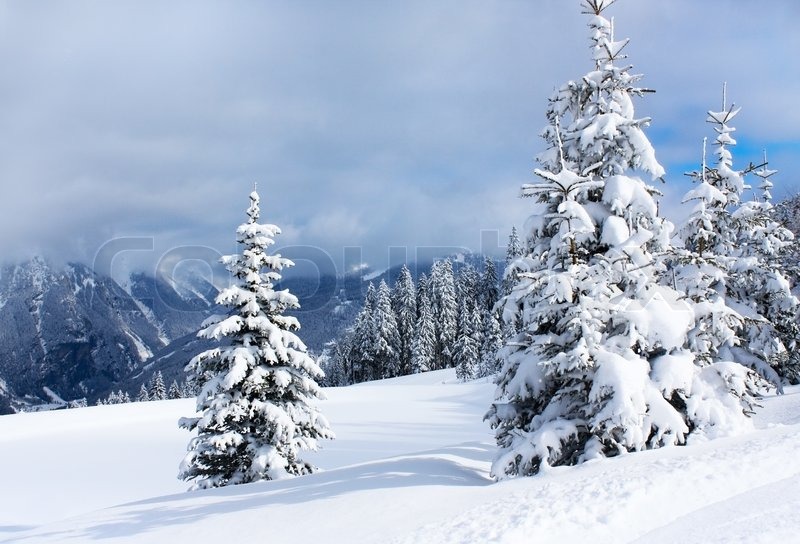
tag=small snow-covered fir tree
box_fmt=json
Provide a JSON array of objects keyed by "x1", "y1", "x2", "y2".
[
  {"x1": 488, "y1": 0, "x2": 764, "y2": 479},
  {"x1": 168, "y1": 380, "x2": 183, "y2": 400},
  {"x1": 392, "y1": 265, "x2": 417, "y2": 375},
  {"x1": 150, "y1": 371, "x2": 166, "y2": 401},
  {"x1": 318, "y1": 344, "x2": 348, "y2": 387},
  {"x1": 505, "y1": 226, "x2": 523, "y2": 264},
  {"x1": 479, "y1": 257, "x2": 500, "y2": 315},
  {"x1": 752, "y1": 152, "x2": 775, "y2": 203},
  {"x1": 137, "y1": 383, "x2": 150, "y2": 402},
  {"x1": 502, "y1": 227, "x2": 526, "y2": 337},
  {"x1": 454, "y1": 301, "x2": 481, "y2": 381},
  {"x1": 679, "y1": 138, "x2": 727, "y2": 259},
  {"x1": 101, "y1": 390, "x2": 130, "y2": 405},
  {"x1": 182, "y1": 379, "x2": 197, "y2": 398},
  {"x1": 179, "y1": 189, "x2": 333, "y2": 489},
  {"x1": 502, "y1": 226, "x2": 524, "y2": 297},
  {"x1": 411, "y1": 286, "x2": 436, "y2": 374},
  {"x1": 478, "y1": 308, "x2": 503, "y2": 378},
  {"x1": 68, "y1": 398, "x2": 88, "y2": 409}
]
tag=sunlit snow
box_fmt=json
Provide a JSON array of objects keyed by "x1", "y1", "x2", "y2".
[{"x1": 1, "y1": 370, "x2": 799, "y2": 543}]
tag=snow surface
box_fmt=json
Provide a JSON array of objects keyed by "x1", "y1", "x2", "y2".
[
  {"x1": 1, "y1": 370, "x2": 799, "y2": 543},
  {"x1": 123, "y1": 328, "x2": 154, "y2": 361}
]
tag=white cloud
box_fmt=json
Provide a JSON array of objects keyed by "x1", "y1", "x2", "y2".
[{"x1": 0, "y1": 0, "x2": 796, "y2": 272}]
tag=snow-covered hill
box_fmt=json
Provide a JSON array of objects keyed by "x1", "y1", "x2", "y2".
[{"x1": 1, "y1": 370, "x2": 799, "y2": 543}]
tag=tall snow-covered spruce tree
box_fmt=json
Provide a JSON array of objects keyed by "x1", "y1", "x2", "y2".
[
  {"x1": 677, "y1": 92, "x2": 799, "y2": 388},
  {"x1": 392, "y1": 264, "x2": 417, "y2": 376},
  {"x1": 373, "y1": 279, "x2": 401, "y2": 379},
  {"x1": 748, "y1": 157, "x2": 800, "y2": 385},
  {"x1": 487, "y1": 0, "x2": 764, "y2": 479},
  {"x1": 411, "y1": 286, "x2": 436, "y2": 374},
  {"x1": 673, "y1": 93, "x2": 798, "y2": 388},
  {"x1": 179, "y1": 189, "x2": 333, "y2": 490},
  {"x1": 430, "y1": 259, "x2": 458, "y2": 370}
]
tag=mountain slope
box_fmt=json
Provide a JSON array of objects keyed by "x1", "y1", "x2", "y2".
[
  {"x1": 0, "y1": 259, "x2": 216, "y2": 411},
  {"x1": 0, "y1": 253, "x2": 504, "y2": 412},
  {"x1": 0, "y1": 259, "x2": 163, "y2": 410},
  {"x1": 1, "y1": 371, "x2": 799, "y2": 543},
  {"x1": 126, "y1": 271, "x2": 217, "y2": 343}
]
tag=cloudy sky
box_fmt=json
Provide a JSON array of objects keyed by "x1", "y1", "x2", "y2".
[{"x1": 1, "y1": 0, "x2": 798, "y2": 278}]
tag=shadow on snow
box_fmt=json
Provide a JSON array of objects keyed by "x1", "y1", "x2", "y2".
[{"x1": 20, "y1": 441, "x2": 494, "y2": 542}]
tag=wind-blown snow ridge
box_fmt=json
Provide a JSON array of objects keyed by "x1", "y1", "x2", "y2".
[
  {"x1": 1, "y1": 374, "x2": 799, "y2": 544},
  {"x1": 362, "y1": 268, "x2": 386, "y2": 282}
]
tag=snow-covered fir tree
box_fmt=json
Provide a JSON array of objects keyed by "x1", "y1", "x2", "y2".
[
  {"x1": 729, "y1": 151, "x2": 799, "y2": 385},
  {"x1": 502, "y1": 227, "x2": 525, "y2": 338},
  {"x1": 478, "y1": 308, "x2": 503, "y2": 378},
  {"x1": 488, "y1": 0, "x2": 764, "y2": 479},
  {"x1": 430, "y1": 259, "x2": 458, "y2": 370},
  {"x1": 372, "y1": 280, "x2": 401, "y2": 379},
  {"x1": 502, "y1": 226, "x2": 524, "y2": 297},
  {"x1": 454, "y1": 301, "x2": 481, "y2": 381},
  {"x1": 68, "y1": 398, "x2": 88, "y2": 409},
  {"x1": 479, "y1": 257, "x2": 500, "y2": 315},
  {"x1": 456, "y1": 263, "x2": 480, "y2": 314},
  {"x1": 766, "y1": 189, "x2": 800, "y2": 384},
  {"x1": 674, "y1": 137, "x2": 746, "y2": 372},
  {"x1": 348, "y1": 283, "x2": 377, "y2": 383},
  {"x1": 411, "y1": 286, "x2": 436, "y2": 374},
  {"x1": 416, "y1": 272, "x2": 431, "y2": 317},
  {"x1": 772, "y1": 194, "x2": 800, "y2": 288},
  {"x1": 392, "y1": 265, "x2": 417, "y2": 375},
  {"x1": 99, "y1": 390, "x2": 131, "y2": 405},
  {"x1": 677, "y1": 92, "x2": 798, "y2": 388},
  {"x1": 182, "y1": 378, "x2": 199, "y2": 398},
  {"x1": 137, "y1": 383, "x2": 150, "y2": 402},
  {"x1": 506, "y1": 226, "x2": 523, "y2": 264},
  {"x1": 179, "y1": 189, "x2": 333, "y2": 489},
  {"x1": 318, "y1": 344, "x2": 348, "y2": 387},
  {"x1": 168, "y1": 380, "x2": 183, "y2": 400},
  {"x1": 149, "y1": 371, "x2": 166, "y2": 401},
  {"x1": 753, "y1": 152, "x2": 774, "y2": 203},
  {"x1": 477, "y1": 257, "x2": 503, "y2": 377}
]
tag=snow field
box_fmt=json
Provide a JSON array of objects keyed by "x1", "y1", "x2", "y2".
[{"x1": 1, "y1": 372, "x2": 799, "y2": 543}]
